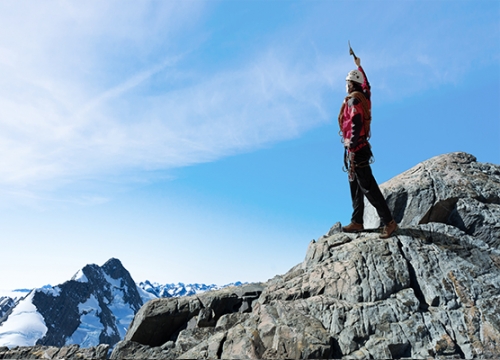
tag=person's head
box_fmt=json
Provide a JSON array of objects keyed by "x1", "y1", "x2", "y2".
[
  {"x1": 345, "y1": 70, "x2": 364, "y2": 93},
  {"x1": 346, "y1": 80, "x2": 362, "y2": 94}
]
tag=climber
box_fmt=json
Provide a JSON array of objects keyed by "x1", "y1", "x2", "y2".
[{"x1": 338, "y1": 55, "x2": 397, "y2": 239}]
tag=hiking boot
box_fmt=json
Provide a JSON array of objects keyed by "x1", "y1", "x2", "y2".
[
  {"x1": 342, "y1": 222, "x2": 364, "y2": 233},
  {"x1": 380, "y1": 220, "x2": 398, "y2": 239}
]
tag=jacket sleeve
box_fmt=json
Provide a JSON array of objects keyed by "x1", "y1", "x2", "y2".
[{"x1": 358, "y1": 66, "x2": 371, "y2": 94}]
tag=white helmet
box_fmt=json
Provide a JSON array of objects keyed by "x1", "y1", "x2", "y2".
[{"x1": 346, "y1": 69, "x2": 364, "y2": 84}]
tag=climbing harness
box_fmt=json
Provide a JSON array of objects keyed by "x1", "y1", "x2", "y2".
[{"x1": 343, "y1": 148, "x2": 375, "y2": 182}]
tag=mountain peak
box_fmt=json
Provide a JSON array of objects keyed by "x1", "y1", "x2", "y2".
[
  {"x1": 0, "y1": 259, "x2": 144, "y2": 349},
  {"x1": 102, "y1": 258, "x2": 127, "y2": 279}
]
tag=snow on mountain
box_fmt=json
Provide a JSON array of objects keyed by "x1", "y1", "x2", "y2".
[
  {"x1": 0, "y1": 258, "x2": 144, "y2": 349},
  {"x1": 102, "y1": 273, "x2": 140, "y2": 339},
  {"x1": 0, "y1": 288, "x2": 30, "y2": 312},
  {"x1": 0, "y1": 259, "x2": 242, "y2": 350},
  {"x1": 65, "y1": 294, "x2": 103, "y2": 348},
  {"x1": 0, "y1": 289, "x2": 32, "y2": 328},
  {"x1": 71, "y1": 269, "x2": 89, "y2": 283},
  {"x1": 0, "y1": 291, "x2": 47, "y2": 347},
  {"x1": 138, "y1": 280, "x2": 243, "y2": 298},
  {"x1": 135, "y1": 283, "x2": 157, "y2": 305}
]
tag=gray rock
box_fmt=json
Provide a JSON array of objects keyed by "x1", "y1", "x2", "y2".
[
  {"x1": 450, "y1": 198, "x2": 500, "y2": 247},
  {"x1": 121, "y1": 283, "x2": 263, "y2": 349},
  {"x1": 364, "y1": 152, "x2": 500, "y2": 239},
  {"x1": 111, "y1": 283, "x2": 264, "y2": 359},
  {"x1": 109, "y1": 340, "x2": 167, "y2": 359},
  {"x1": 177, "y1": 330, "x2": 226, "y2": 359},
  {"x1": 110, "y1": 153, "x2": 500, "y2": 359},
  {"x1": 0, "y1": 344, "x2": 109, "y2": 359}
]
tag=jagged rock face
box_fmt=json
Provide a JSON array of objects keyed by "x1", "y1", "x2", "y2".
[
  {"x1": 295, "y1": 223, "x2": 500, "y2": 358},
  {"x1": 364, "y1": 152, "x2": 500, "y2": 244},
  {"x1": 111, "y1": 152, "x2": 500, "y2": 359}
]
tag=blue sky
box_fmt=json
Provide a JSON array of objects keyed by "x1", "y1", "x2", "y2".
[{"x1": 0, "y1": 0, "x2": 498, "y2": 290}]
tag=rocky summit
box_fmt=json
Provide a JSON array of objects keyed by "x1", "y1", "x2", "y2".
[
  {"x1": 1, "y1": 152, "x2": 499, "y2": 360},
  {"x1": 108, "y1": 152, "x2": 500, "y2": 360}
]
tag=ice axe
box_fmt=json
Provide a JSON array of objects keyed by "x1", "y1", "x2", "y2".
[{"x1": 348, "y1": 41, "x2": 357, "y2": 60}]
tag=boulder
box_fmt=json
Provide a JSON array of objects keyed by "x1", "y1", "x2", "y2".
[
  {"x1": 110, "y1": 284, "x2": 264, "y2": 359},
  {"x1": 364, "y1": 152, "x2": 500, "y2": 240}
]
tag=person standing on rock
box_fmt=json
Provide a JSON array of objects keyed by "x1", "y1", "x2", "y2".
[{"x1": 338, "y1": 55, "x2": 398, "y2": 239}]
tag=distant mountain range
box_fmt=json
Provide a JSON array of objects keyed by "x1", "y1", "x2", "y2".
[
  {"x1": 137, "y1": 280, "x2": 243, "y2": 298},
  {"x1": 0, "y1": 259, "x2": 240, "y2": 349}
]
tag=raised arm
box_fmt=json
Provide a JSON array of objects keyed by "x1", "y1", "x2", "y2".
[{"x1": 354, "y1": 57, "x2": 371, "y2": 95}]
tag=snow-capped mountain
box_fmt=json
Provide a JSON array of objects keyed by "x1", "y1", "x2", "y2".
[
  {"x1": 138, "y1": 280, "x2": 243, "y2": 298},
  {"x1": 0, "y1": 290, "x2": 49, "y2": 348},
  {"x1": 0, "y1": 259, "x2": 241, "y2": 350},
  {"x1": 0, "y1": 258, "x2": 153, "y2": 349}
]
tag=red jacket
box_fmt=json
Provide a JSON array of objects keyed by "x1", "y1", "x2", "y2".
[{"x1": 341, "y1": 66, "x2": 371, "y2": 152}]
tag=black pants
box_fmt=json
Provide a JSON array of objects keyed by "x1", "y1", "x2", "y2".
[{"x1": 349, "y1": 146, "x2": 393, "y2": 226}]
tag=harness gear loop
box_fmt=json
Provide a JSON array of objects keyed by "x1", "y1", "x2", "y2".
[
  {"x1": 343, "y1": 149, "x2": 356, "y2": 182},
  {"x1": 343, "y1": 147, "x2": 375, "y2": 182}
]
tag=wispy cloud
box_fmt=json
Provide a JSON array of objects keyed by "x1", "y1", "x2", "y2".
[
  {"x1": 0, "y1": 1, "x2": 341, "y2": 198},
  {"x1": 0, "y1": 0, "x2": 496, "y2": 203}
]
